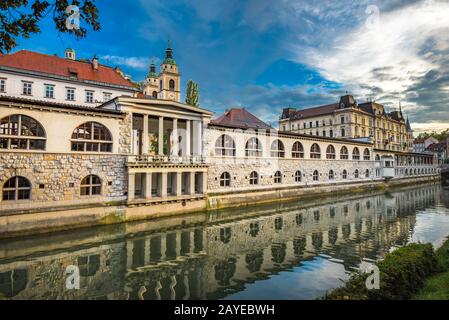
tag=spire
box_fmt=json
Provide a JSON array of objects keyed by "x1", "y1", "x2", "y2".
[
  {"x1": 163, "y1": 36, "x2": 177, "y2": 66},
  {"x1": 147, "y1": 58, "x2": 158, "y2": 78},
  {"x1": 406, "y1": 116, "x2": 412, "y2": 132}
]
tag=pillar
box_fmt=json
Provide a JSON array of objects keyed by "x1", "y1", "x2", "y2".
[
  {"x1": 128, "y1": 173, "x2": 135, "y2": 201},
  {"x1": 190, "y1": 172, "x2": 196, "y2": 195},
  {"x1": 145, "y1": 172, "x2": 152, "y2": 200},
  {"x1": 158, "y1": 116, "x2": 164, "y2": 156},
  {"x1": 160, "y1": 233, "x2": 167, "y2": 260},
  {"x1": 201, "y1": 172, "x2": 207, "y2": 195},
  {"x1": 192, "y1": 120, "x2": 203, "y2": 157},
  {"x1": 172, "y1": 118, "x2": 178, "y2": 157},
  {"x1": 176, "y1": 172, "x2": 182, "y2": 196},
  {"x1": 186, "y1": 120, "x2": 191, "y2": 158},
  {"x1": 161, "y1": 172, "x2": 168, "y2": 198},
  {"x1": 143, "y1": 114, "x2": 149, "y2": 155}
]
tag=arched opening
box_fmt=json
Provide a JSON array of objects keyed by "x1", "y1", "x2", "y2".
[
  {"x1": 292, "y1": 141, "x2": 304, "y2": 158},
  {"x1": 310, "y1": 143, "x2": 321, "y2": 159},
  {"x1": 363, "y1": 148, "x2": 370, "y2": 161},
  {"x1": 295, "y1": 170, "x2": 302, "y2": 182},
  {"x1": 71, "y1": 122, "x2": 112, "y2": 152},
  {"x1": 271, "y1": 140, "x2": 285, "y2": 158},
  {"x1": 354, "y1": 169, "x2": 359, "y2": 178},
  {"x1": 329, "y1": 170, "x2": 335, "y2": 180},
  {"x1": 274, "y1": 171, "x2": 282, "y2": 184},
  {"x1": 352, "y1": 147, "x2": 360, "y2": 160},
  {"x1": 326, "y1": 145, "x2": 336, "y2": 159},
  {"x1": 342, "y1": 169, "x2": 348, "y2": 179},
  {"x1": 169, "y1": 79, "x2": 175, "y2": 91},
  {"x1": 80, "y1": 175, "x2": 102, "y2": 196},
  {"x1": 249, "y1": 171, "x2": 259, "y2": 185},
  {"x1": 340, "y1": 146, "x2": 349, "y2": 160},
  {"x1": 2, "y1": 176, "x2": 31, "y2": 201},
  {"x1": 0, "y1": 114, "x2": 46, "y2": 150},
  {"x1": 313, "y1": 170, "x2": 319, "y2": 181},
  {"x1": 220, "y1": 172, "x2": 231, "y2": 187},
  {"x1": 215, "y1": 135, "x2": 235, "y2": 157},
  {"x1": 152, "y1": 91, "x2": 158, "y2": 98},
  {"x1": 245, "y1": 137, "x2": 262, "y2": 157}
]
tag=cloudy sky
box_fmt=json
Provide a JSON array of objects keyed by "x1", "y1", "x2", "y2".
[{"x1": 14, "y1": 0, "x2": 449, "y2": 133}]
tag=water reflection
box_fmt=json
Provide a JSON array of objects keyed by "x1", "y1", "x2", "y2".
[{"x1": 0, "y1": 183, "x2": 448, "y2": 300}]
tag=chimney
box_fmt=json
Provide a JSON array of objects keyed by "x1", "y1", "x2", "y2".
[
  {"x1": 115, "y1": 66, "x2": 124, "y2": 77},
  {"x1": 92, "y1": 55, "x2": 99, "y2": 70},
  {"x1": 65, "y1": 48, "x2": 76, "y2": 60}
]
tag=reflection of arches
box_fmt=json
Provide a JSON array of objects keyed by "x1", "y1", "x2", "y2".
[
  {"x1": 78, "y1": 255, "x2": 100, "y2": 277},
  {"x1": 293, "y1": 237, "x2": 306, "y2": 256},
  {"x1": 214, "y1": 258, "x2": 237, "y2": 286},
  {"x1": 312, "y1": 232, "x2": 323, "y2": 251},
  {"x1": 328, "y1": 227, "x2": 339, "y2": 245},
  {"x1": 245, "y1": 251, "x2": 264, "y2": 273},
  {"x1": 0, "y1": 269, "x2": 28, "y2": 298},
  {"x1": 271, "y1": 243, "x2": 287, "y2": 264},
  {"x1": 220, "y1": 227, "x2": 232, "y2": 243}
]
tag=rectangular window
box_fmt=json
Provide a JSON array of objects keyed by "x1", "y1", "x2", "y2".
[
  {"x1": 0, "y1": 79, "x2": 6, "y2": 92},
  {"x1": 303, "y1": 123, "x2": 306, "y2": 129},
  {"x1": 341, "y1": 116, "x2": 345, "y2": 124},
  {"x1": 103, "y1": 92, "x2": 112, "y2": 102},
  {"x1": 66, "y1": 88, "x2": 75, "y2": 101},
  {"x1": 85, "y1": 91, "x2": 94, "y2": 103},
  {"x1": 22, "y1": 82, "x2": 32, "y2": 95},
  {"x1": 341, "y1": 128, "x2": 346, "y2": 137},
  {"x1": 45, "y1": 85, "x2": 54, "y2": 98},
  {"x1": 330, "y1": 130, "x2": 333, "y2": 137}
]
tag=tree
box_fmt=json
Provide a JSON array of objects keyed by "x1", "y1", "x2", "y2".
[
  {"x1": 0, "y1": 0, "x2": 100, "y2": 53},
  {"x1": 185, "y1": 79, "x2": 199, "y2": 107}
]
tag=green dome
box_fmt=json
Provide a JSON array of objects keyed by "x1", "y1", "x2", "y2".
[
  {"x1": 162, "y1": 58, "x2": 177, "y2": 66},
  {"x1": 147, "y1": 71, "x2": 158, "y2": 78}
]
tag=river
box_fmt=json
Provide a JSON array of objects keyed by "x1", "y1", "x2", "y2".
[{"x1": 1, "y1": 183, "x2": 448, "y2": 300}]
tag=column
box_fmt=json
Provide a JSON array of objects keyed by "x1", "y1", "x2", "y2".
[
  {"x1": 190, "y1": 172, "x2": 196, "y2": 195},
  {"x1": 172, "y1": 118, "x2": 178, "y2": 157},
  {"x1": 160, "y1": 234, "x2": 167, "y2": 260},
  {"x1": 185, "y1": 120, "x2": 191, "y2": 158},
  {"x1": 201, "y1": 172, "x2": 207, "y2": 195},
  {"x1": 176, "y1": 172, "x2": 182, "y2": 196},
  {"x1": 143, "y1": 114, "x2": 149, "y2": 155},
  {"x1": 161, "y1": 172, "x2": 168, "y2": 198},
  {"x1": 145, "y1": 172, "x2": 152, "y2": 200},
  {"x1": 128, "y1": 173, "x2": 135, "y2": 201},
  {"x1": 192, "y1": 120, "x2": 202, "y2": 157},
  {"x1": 158, "y1": 116, "x2": 164, "y2": 156}
]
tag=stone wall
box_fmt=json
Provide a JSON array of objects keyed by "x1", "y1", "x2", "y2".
[{"x1": 0, "y1": 153, "x2": 128, "y2": 212}]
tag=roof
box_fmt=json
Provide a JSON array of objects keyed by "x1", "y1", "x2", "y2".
[
  {"x1": 281, "y1": 103, "x2": 338, "y2": 120},
  {"x1": 0, "y1": 95, "x2": 125, "y2": 116},
  {"x1": 211, "y1": 108, "x2": 273, "y2": 130},
  {"x1": 0, "y1": 50, "x2": 137, "y2": 90},
  {"x1": 426, "y1": 142, "x2": 446, "y2": 152}
]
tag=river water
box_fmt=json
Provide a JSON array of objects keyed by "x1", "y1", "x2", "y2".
[{"x1": 1, "y1": 183, "x2": 449, "y2": 300}]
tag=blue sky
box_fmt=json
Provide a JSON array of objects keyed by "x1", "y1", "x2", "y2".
[{"x1": 13, "y1": 0, "x2": 449, "y2": 132}]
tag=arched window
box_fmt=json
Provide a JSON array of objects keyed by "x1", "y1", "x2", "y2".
[
  {"x1": 152, "y1": 91, "x2": 158, "y2": 98},
  {"x1": 0, "y1": 115, "x2": 46, "y2": 150},
  {"x1": 340, "y1": 146, "x2": 349, "y2": 160},
  {"x1": 292, "y1": 142, "x2": 304, "y2": 158},
  {"x1": 310, "y1": 143, "x2": 321, "y2": 159},
  {"x1": 354, "y1": 169, "x2": 359, "y2": 178},
  {"x1": 2, "y1": 176, "x2": 31, "y2": 201},
  {"x1": 295, "y1": 170, "x2": 302, "y2": 182},
  {"x1": 329, "y1": 170, "x2": 335, "y2": 180},
  {"x1": 245, "y1": 138, "x2": 262, "y2": 157},
  {"x1": 274, "y1": 171, "x2": 282, "y2": 184},
  {"x1": 215, "y1": 135, "x2": 235, "y2": 156},
  {"x1": 271, "y1": 140, "x2": 285, "y2": 158},
  {"x1": 342, "y1": 169, "x2": 348, "y2": 179},
  {"x1": 71, "y1": 122, "x2": 112, "y2": 152},
  {"x1": 326, "y1": 145, "x2": 336, "y2": 159},
  {"x1": 363, "y1": 148, "x2": 371, "y2": 161},
  {"x1": 169, "y1": 79, "x2": 175, "y2": 91},
  {"x1": 375, "y1": 154, "x2": 380, "y2": 161},
  {"x1": 352, "y1": 147, "x2": 360, "y2": 160},
  {"x1": 249, "y1": 171, "x2": 259, "y2": 185},
  {"x1": 220, "y1": 172, "x2": 231, "y2": 187},
  {"x1": 80, "y1": 175, "x2": 102, "y2": 196},
  {"x1": 365, "y1": 169, "x2": 370, "y2": 178},
  {"x1": 313, "y1": 170, "x2": 319, "y2": 181}
]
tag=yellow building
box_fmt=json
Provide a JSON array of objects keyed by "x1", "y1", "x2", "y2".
[
  {"x1": 279, "y1": 95, "x2": 413, "y2": 152},
  {"x1": 143, "y1": 40, "x2": 181, "y2": 102}
]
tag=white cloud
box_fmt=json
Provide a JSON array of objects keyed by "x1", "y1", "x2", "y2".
[
  {"x1": 100, "y1": 55, "x2": 154, "y2": 70},
  {"x1": 297, "y1": 0, "x2": 449, "y2": 115}
]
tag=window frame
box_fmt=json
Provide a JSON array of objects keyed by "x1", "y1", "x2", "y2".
[
  {"x1": 2, "y1": 176, "x2": 32, "y2": 201},
  {"x1": 310, "y1": 143, "x2": 321, "y2": 159},
  {"x1": 249, "y1": 171, "x2": 259, "y2": 185},
  {"x1": 245, "y1": 137, "x2": 262, "y2": 157},
  {"x1": 80, "y1": 175, "x2": 102, "y2": 196},
  {"x1": 71, "y1": 122, "x2": 113, "y2": 153},
  {"x1": 274, "y1": 171, "x2": 282, "y2": 184},
  {"x1": 215, "y1": 134, "x2": 236, "y2": 157},
  {"x1": 0, "y1": 114, "x2": 46, "y2": 151},
  {"x1": 270, "y1": 140, "x2": 285, "y2": 158},
  {"x1": 292, "y1": 141, "x2": 304, "y2": 158},
  {"x1": 220, "y1": 172, "x2": 231, "y2": 187},
  {"x1": 326, "y1": 145, "x2": 336, "y2": 159}
]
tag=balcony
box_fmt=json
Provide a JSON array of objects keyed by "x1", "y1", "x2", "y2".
[{"x1": 127, "y1": 155, "x2": 206, "y2": 165}]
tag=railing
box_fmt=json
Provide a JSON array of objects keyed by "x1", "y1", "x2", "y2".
[{"x1": 127, "y1": 154, "x2": 206, "y2": 164}]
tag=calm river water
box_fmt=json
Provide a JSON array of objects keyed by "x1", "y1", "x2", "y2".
[{"x1": 1, "y1": 183, "x2": 449, "y2": 300}]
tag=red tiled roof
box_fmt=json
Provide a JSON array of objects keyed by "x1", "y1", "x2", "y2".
[
  {"x1": 0, "y1": 50, "x2": 137, "y2": 89},
  {"x1": 211, "y1": 108, "x2": 272, "y2": 130}
]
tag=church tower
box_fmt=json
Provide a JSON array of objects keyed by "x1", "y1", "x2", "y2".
[
  {"x1": 158, "y1": 38, "x2": 181, "y2": 102},
  {"x1": 143, "y1": 59, "x2": 159, "y2": 98}
]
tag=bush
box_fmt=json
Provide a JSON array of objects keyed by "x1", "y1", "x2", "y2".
[{"x1": 326, "y1": 243, "x2": 439, "y2": 300}]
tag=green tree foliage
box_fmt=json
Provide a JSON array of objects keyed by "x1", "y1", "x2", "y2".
[
  {"x1": 185, "y1": 79, "x2": 199, "y2": 107},
  {"x1": 0, "y1": 0, "x2": 100, "y2": 53},
  {"x1": 417, "y1": 129, "x2": 449, "y2": 142},
  {"x1": 150, "y1": 133, "x2": 167, "y2": 155}
]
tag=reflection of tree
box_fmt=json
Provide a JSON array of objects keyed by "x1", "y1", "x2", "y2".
[
  {"x1": 271, "y1": 243, "x2": 287, "y2": 264},
  {"x1": 312, "y1": 232, "x2": 323, "y2": 251},
  {"x1": 343, "y1": 224, "x2": 351, "y2": 240},
  {"x1": 214, "y1": 258, "x2": 237, "y2": 286},
  {"x1": 0, "y1": 269, "x2": 27, "y2": 298},
  {"x1": 328, "y1": 227, "x2": 338, "y2": 245},
  {"x1": 293, "y1": 237, "x2": 306, "y2": 256},
  {"x1": 245, "y1": 251, "x2": 264, "y2": 273}
]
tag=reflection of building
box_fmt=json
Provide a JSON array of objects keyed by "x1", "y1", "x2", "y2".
[{"x1": 0, "y1": 184, "x2": 439, "y2": 300}]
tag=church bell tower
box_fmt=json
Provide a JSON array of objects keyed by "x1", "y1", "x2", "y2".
[{"x1": 159, "y1": 38, "x2": 181, "y2": 102}]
